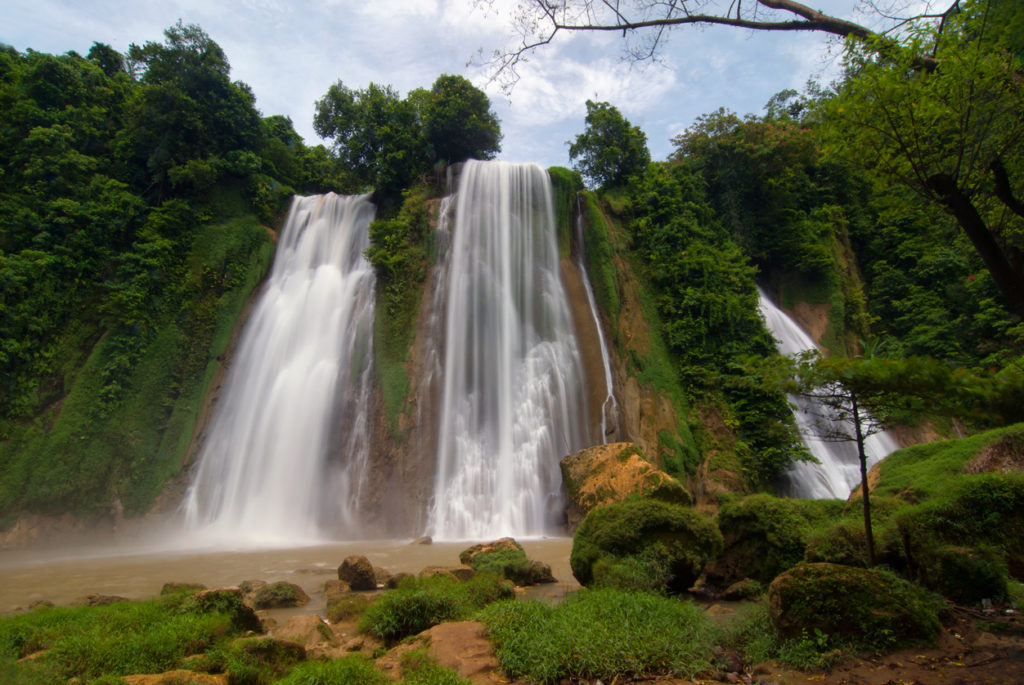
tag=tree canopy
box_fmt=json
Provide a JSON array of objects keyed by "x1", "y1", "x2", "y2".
[{"x1": 569, "y1": 100, "x2": 650, "y2": 189}]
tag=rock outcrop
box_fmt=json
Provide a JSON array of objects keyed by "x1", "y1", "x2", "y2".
[{"x1": 560, "y1": 442, "x2": 691, "y2": 530}]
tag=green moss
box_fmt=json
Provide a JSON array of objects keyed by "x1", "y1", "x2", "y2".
[
  {"x1": 0, "y1": 214, "x2": 272, "y2": 522},
  {"x1": 571, "y1": 498, "x2": 722, "y2": 593},
  {"x1": 367, "y1": 184, "x2": 432, "y2": 438},
  {"x1": 769, "y1": 562, "x2": 941, "y2": 652},
  {"x1": 547, "y1": 166, "x2": 583, "y2": 259},
  {"x1": 276, "y1": 656, "x2": 388, "y2": 685}
]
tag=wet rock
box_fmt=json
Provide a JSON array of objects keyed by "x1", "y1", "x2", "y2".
[
  {"x1": 272, "y1": 614, "x2": 341, "y2": 659},
  {"x1": 251, "y1": 581, "x2": 310, "y2": 609},
  {"x1": 418, "y1": 566, "x2": 458, "y2": 581},
  {"x1": 71, "y1": 594, "x2": 128, "y2": 606},
  {"x1": 338, "y1": 555, "x2": 377, "y2": 591},
  {"x1": 322, "y1": 579, "x2": 350, "y2": 601},
  {"x1": 459, "y1": 538, "x2": 523, "y2": 565},
  {"x1": 411, "y1": 536, "x2": 432, "y2": 545},
  {"x1": 27, "y1": 600, "x2": 54, "y2": 609},
  {"x1": 386, "y1": 572, "x2": 412, "y2": 589},
  {"x1": 230, "y1": 636, "x2": 306, "y2": 667},
  {"x1": 374, "y1": 566, "x2": 392, "y2": 587},
  {"x1": 183, "y1": 587, "x2": 262, "y2": 633},
  {"x1": 528, "y1": 560, "x2": 555, "y2": 583},
  {"x1": 160, "y1": 582, "x2": 206, "y2": 597},
  {"x1": 560, "y1": 442, "x2": 691, "y2": 531},
  {"x1": 449, "y1": 566, "x2": 476, "y2": 582},
  {"x1": 722, "y1": 578, "x2": 764, "y2": 600}
]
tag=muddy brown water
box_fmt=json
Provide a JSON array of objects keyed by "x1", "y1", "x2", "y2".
[{"x1": 0, "y1": 537, "x2": 577, "y2": 615}]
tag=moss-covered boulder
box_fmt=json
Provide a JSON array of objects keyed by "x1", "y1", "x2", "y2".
[
  {"x1": 570, "y1": 498, "x2": 722, "y2": 593},
  {"x1": 181, "y1": 588, "x2": 262, "y2": 633},
  {"x1": 768, "y1": 563, "x2": 941, "y2": 651},
  {"x1": 704, "y1": 494, "x2": 833, "y2": 589},
  {"x1": 459, "y1": 538, "x2": 553, "y2": 585},
  {"x1": 338, "y1": 555, "x2": 378, "y2": 591},
  {"x1": 560, "y1": 443, "x2": 691, "y2": 531},
  {"x1": 897, "y1": 474, "x2": 1024, "y2": 581},
  {"x1": 252, "y1": 581, "x2": 310, "y2": 609}
]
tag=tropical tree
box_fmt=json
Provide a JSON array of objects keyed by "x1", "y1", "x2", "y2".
[
  {"x1": 313, "y1": 81, "x2": 429, "y2": 198},
  {"x1": 569, "y1": 100, "x2": 650, "y2": 189},
  {"x1": 419, "y1": 74, "x2": 502, "y2": 164},
  {"x1": 821, "y1": 0, "x2": 1024, "y2": 319}
]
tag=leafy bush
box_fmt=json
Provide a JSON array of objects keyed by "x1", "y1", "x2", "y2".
[
  {"x1": 923, "y1": 546, "x2": 1008, "y2": 604},
  {"x1": 571, "y1": 498, "x2": 723, "y2": 593},
  {"x1": 358, "y1": 573, "x2": 513, "y2": 642},
  {"x1": 479, "y1": 588, "x2": 715, "y2": 683}
]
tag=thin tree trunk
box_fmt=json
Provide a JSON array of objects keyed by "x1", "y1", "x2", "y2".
[{"x1": 852, "y1": 393, "x2": 876, "y2": 567}]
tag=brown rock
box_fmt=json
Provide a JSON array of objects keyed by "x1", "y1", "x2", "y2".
[
  {"x1": 458, "y1": 538, "x2": 523, "y2": 565},
  {"x1": 338, "y1": 555, "x2": 377, "y2": 591},
  {"x1": 322, "y1": 579, "x2": 351, "y2": 601},
  {"x1": 71, "y1": 594, "x2": 128, "y2": 606},
  {"x1": 410, "y1": 536, "x2": 433, "y2": 545},
  {"x1": 418, "y1": 566, "x2": 457, "y2": 581},
  {"x1": 560, "y1": 442, "x2": 691, "y2": 530}
]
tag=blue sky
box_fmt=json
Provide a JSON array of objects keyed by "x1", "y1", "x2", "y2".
[{"x1": 3, "y1": 0, "x2": 875, "y2": 170}]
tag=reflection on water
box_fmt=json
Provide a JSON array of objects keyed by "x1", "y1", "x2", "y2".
[{"x1": 0, "y1": 538, "x2": 576, "y2": 614}]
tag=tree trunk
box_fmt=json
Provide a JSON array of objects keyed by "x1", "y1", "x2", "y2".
[
  {"x1": 852, "y1": 393, "x2": 876, "y2": 568},
  {"x1": 928, "y1": 173, "x2": 1024, "y2": 319}
]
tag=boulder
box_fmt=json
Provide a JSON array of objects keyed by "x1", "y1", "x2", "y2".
[
  {"x1": 418, "y1": 566, "x2": 458, "y2": 581},
  {"x1": 410, "y1": 536, "x2": 433, "y2": 545},
  {"x1": 560, "y1": 442, "x2": 691, "y2": 531},
  {"x1": 271, "y1": 614, "x2": 341, "y2": 660},
  {"x1": 768, "y1": 562, "x2": 941, "y2": 650},
  {"x1": 386, "y1": 572, "x2": 413, "y2": 589},
  {"x1": 338, "y1": 555, "x2": 377, "y2": 591},
  {"x1": 71, "y1": 594, "x2": 128, "y2": 606},
  {"x1": 459, "y1": 538, "x2": 540, "y2": 586},
  {"x1": 251, "y1": 581, "x2": 310, "y2": 609},
  {"x1": 230, "y1": 636, "x2": 306, "y2": 667},
  {"x1": 571, "y1": 497, "x2": 722, "y2": 593},
  {"x1": 322, "y1": 579, "x2": 350, "y2": 602},
  {"x1": 181, "y1": 587, "x2": 263, "y2": 633}
]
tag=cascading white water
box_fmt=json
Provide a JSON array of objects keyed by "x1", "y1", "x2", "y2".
[
  {"x1": 758, "y1": 288, "x2": 898, "y2": 499},
  {"x1": 575, "y1": 204, "x2": 618, "y2": 442},
  {"x1": 428, "y1": 160, "x2": 589, "y2": 540},
  {"x1": 183, "y1": 193, "x2": 377, "y2": 545}
]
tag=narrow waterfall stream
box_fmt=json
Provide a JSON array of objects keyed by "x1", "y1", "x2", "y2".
[
  {"x1": 428, "y1": 161, "x2": 589, "y2": 540},
  {"x1": 575, "y1": 206, "x2": 618, "y2": 442},
  {"x1": 183, "y1": 193, "x2": 377, "y2": 544},
  {"x1": 758, "y1": 289, "x2": 899, "y2": 499}
]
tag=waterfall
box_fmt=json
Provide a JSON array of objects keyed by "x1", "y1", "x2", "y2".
[
  {"x1": 575, "y1": 202, "x2": 618, "y2": 442},
  {"x1": 183, "y1": 193, "x2": 377, "y2": 544},
  {"x1": 428, "y1": 160, "x2": 589, "y2": 540},
  {"x1": 758, "y1": 289, "x2": 899, "y2": 499}
]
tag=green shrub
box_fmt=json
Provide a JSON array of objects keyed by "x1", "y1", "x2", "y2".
[
  {"x1": 479, "y1": 588, "x2": 715, "y2": 683},
  {"x1": 252, "y1": 582, "x2": 308, "y2": 609},
  {"x1": 358, "y1": 573, "x2": 513, "y2": 642},
  {"x1": 275, "y1": 655, "x2": 388, "y2": 684},
  {"x1": 463, "y1": 547, "x2": 532, "y2": 585},
  {"x1": 571, "y1": 498, "x2": 723, "y2": 593}
]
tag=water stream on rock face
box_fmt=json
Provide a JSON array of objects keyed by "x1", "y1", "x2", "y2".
[
  {"x1": 428, "y1": 161, "x2": 589, "y2": 540},
  {"x1": 758, "y1": 289, "x2": 898, "y2": 499},
  {"x1": 575, "y1": 204, "x2": 618, "y2": 443},
  {"x1": 183, "y1": 193, "x2": 377, "y2": 544}
]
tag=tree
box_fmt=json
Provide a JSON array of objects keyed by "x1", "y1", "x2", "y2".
[
  {"x1": 790, "y1": 349, "x2": 1006, "y2": 566},
  {"x1": 569, "y1": 100, "x2": 650, "y2": 188},
  {"x1": 313, "y1": 81, "x2": 429, "y2": 198},
  {"x1": 419, "y1": 74, "x2": 502, "y2": 164},
  {"x1": 821, "y1": 0, "x2": 1024, "y2": 319}
]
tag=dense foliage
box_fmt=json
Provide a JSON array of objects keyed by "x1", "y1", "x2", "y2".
[
  {"x1": 569, "y1": 100, "x2": 650, "y2": 189},
  {"x1": 314, "y1": 74, "x2": 502, "y2": 201},
  {"x1": 0, "y1": 23, "x2": 339, "y2": 523}
]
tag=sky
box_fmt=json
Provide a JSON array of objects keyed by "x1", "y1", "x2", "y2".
[{"x1": 3, "y1": 0, "x2": 876, "y2": 170}]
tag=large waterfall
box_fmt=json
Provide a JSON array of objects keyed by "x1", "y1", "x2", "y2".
[
  {"x1": 183, "y1": 193, "x2": 377, "y2": 544},
  {"x1": 758, "y1": 289, "x2": 898, "y2": 499},
  {"x1": 428, "y1": 161, "x2": 589, "y2": 540}
]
